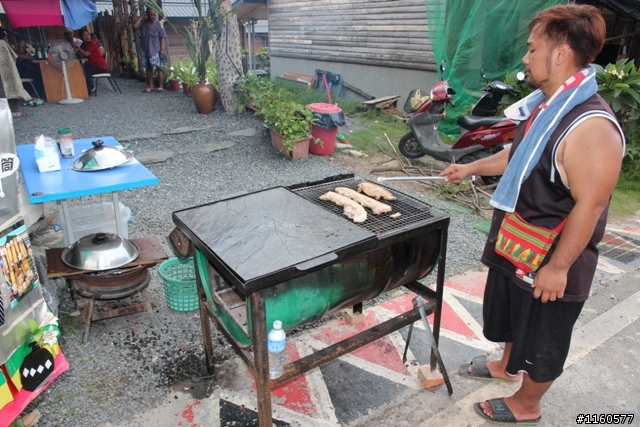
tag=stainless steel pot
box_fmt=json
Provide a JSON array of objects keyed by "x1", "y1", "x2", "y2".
[
  {"x1": 70, "y1": 140, "x2": 133, "y2": 171},
  {"x1": 61, "y1": 232, "x2": 140, "y2": 271}
]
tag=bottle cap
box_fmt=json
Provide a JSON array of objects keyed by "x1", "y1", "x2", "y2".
[
  {"x1": 57, "y1": 127, "x2": 71, "y2": 135},
  {"x1": 273, "y1": 320, "x2": 282, "y2": 329}
]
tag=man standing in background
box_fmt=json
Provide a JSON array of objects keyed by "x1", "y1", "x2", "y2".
[{"x1": 134, "y1": 7, "x2": 167, "y2": 93}]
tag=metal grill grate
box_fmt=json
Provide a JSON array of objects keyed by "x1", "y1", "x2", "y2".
[{"x1": 290, "y1": 177, "x2": 446, "y2": 237}]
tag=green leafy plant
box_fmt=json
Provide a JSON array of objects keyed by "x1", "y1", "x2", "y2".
[
  {"x1": 28, "y1": 312, "x2": 59, "y2": 349},
  {"x1": 595, "y1": 59, "x2": 640, "y2": 177},
  {"x1": 595, "y1": 60, "x2": 640, "y2": 133},
  {"x1": 149, "y1": 0, "x2": 224, "y2": 83},
  {"x1": 161, "y1": 64, "x2": 179, "y2": 81},
  {"x1": 234, "y1": 73, "x2": 273, "y2": 112},
  {"x1": 172, "y1": 61, "x2": 198, "y2": 85},
  {"x1": 206, "y1": 59, "x2": 218, "y2": 89},
  {"x1": 500, "y1": 69, "x2": 536, "y2": 111},
  {"x1": 259, "y1": 87, "x2": 318, "y2": 152}
]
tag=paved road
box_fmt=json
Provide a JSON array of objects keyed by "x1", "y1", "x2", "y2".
[{"x1": 103, "y1": 225, "x2": 640, "y2": 427}]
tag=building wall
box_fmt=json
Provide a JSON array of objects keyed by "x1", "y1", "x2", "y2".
[
  {"x1": 268, "y1": 0, "x2": 436, "y2": 71},
  {"x1": 268, "y1": 0, "x2": 437, "y2": 106}
]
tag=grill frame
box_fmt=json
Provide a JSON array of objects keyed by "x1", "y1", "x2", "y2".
[
  {"x1": 173, "y1": 174, "x2": 452, "y2": 427},
  {"x1": 173, "y1": 174, "x2": 449, "y2": 296}
]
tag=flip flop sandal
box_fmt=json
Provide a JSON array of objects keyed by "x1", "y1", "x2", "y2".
[
  {"x1": 474, "y1": 398, "x2": 541, "y2": 425},
  {"x1": 459, "y1": 355, "x2": 517, "y2": 382}
]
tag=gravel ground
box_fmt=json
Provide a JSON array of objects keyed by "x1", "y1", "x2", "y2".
[{"x1": 10, "y1": 77, "x2": 487, "y2": 427}]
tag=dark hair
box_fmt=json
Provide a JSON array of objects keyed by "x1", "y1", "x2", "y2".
[
  {"x1": 0, "y1": 29, "x2": 6, "y2": 40},
  {"x1": 529, "y1": 4, "x2": 606, "y2": 67}
]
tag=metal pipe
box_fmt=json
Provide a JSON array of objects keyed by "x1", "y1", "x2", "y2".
[{"x1": 377, "y1": 176, "x2": 476, "y2": 183}]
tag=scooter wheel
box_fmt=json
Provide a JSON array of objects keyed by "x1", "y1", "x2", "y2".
[{"x1": 398, "y1": 133, "x2": 425, "y2": 159}]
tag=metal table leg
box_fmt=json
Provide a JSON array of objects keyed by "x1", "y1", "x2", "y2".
[
  {"x1": 251, "y1": 291, "x2": 273, "y2": 427},
  {"x1": 82, "y1": 297, "x2": 95, "y2": 344}
]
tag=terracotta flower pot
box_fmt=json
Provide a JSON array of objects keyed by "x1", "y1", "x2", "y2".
[
  {"x1": 182, "y1": 82, "x2": 191, "y2": 95},
  {"x1": 269, "y1": 128, "x2": 310, "y2": 160},
  {"x1": 169, "y1": 79, "x2": 181, "y2": 91},
  {"x1": 191, "y1": 81, "x2": 215, "y2": 114}
]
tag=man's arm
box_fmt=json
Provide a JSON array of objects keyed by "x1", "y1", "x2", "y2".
[
  {"x1": 440, "y1": 144, "x2": 511, "y2": 183},
  {"x1": 133, "y1": 15, "x2": 143, "y2": 29},
  {"x1": 532, "y1": 116, "x2": 623, "y2": 303}
]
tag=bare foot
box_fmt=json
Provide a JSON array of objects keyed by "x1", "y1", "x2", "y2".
[
  {"x1": 479, "y1": 396, "x2": 541, "y2": 422},
  {"x1": 465, "y1": 358, "x2": 523, "y2": 382},
  {"x1": 485, "y1": 359, "x2": 523, "y2": 382}
]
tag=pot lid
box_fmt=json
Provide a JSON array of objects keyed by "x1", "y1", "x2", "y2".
[
  {"x1": 70, "y1": 140, "x2": 133, "y2": 171},
  {"x1": 61, "y1": 232, "x2": 140, "y2": 271}
]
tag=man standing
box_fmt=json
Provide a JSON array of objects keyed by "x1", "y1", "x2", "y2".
[
  {"x1": 134, "y1": 7, "x2": 167, "y2": 93},
  {"x1": 441, "y1": 4, "x2": 624, "y2": 424}
]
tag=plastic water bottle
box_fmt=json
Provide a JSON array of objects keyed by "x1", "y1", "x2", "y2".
[{"x1": 267, "y1": 320, "x2": 286, "y2": 379}]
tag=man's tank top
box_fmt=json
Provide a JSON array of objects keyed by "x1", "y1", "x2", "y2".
[{"x1": 481, "y1": 94, "x2": 622, "y2": 302}]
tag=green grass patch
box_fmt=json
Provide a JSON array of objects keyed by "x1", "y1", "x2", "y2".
[
  {"x1": 610, "y1": 174, "x2": 640, "y2": 220},
  {"x1": 343, "y1": 111, "x2": 408, "y2": 155}
]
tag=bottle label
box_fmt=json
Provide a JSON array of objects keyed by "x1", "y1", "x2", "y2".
[{"x1": 268, "y1": 340, "x2": 285, "y2": 353}]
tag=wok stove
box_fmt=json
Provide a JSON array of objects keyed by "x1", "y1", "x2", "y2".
[{"x1": 171, "y1": 174, "x2": 450, "y2": 426}]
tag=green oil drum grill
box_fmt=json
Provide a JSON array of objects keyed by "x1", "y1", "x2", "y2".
[{"x1": 171, "y1": 174, "x2": 450, "y2": 427}]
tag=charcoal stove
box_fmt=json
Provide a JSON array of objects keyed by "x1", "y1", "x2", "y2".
[{"x1": 171, "y1": 174, "x2": 450, "y2": 427}]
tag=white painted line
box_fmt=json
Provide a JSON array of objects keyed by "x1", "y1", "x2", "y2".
[
  {"x1": 596, "y1": 257, "x2": 626, "y2": 275},
  {"x1": 304, "y1": 335, "x2": 422, "y2": 391},
  {"x1": 417, "y1": 287, "x2": 640, "y2": 427},
  {"x1": 446, "y1": 286, "x2": 484, "y2": 305},
  {"x1": 443, "y1": 288, "x2": 496, "y2": 348},
  {"x1": 295, "y1": 337, "x2": 341, "y2": 425}
]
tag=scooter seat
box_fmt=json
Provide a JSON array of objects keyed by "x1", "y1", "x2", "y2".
[{"x1": 458, "y1": 115, "x2": 508, "y2": 130}]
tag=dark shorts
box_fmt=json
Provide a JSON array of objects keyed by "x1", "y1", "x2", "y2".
[{"x1": 482, "y1": 269, "x2": 584, "y2": 383}]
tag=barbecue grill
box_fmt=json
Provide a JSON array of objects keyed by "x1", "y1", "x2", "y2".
[{"x1": 171, "y1": 174, "x2": 450, "y2": 426}]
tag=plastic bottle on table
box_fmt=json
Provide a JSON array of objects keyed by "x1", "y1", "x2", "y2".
[
  {"x1": 267, "y1": 320, "x2": 286, "y2": 379},
  {"x1": 57, "y1": 127, "x2": 75, "y2": 158}
]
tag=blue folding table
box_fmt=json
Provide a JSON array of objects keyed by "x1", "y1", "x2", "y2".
[{"x1": 16, "y1": 136, "x2": 160, "y2": 245}]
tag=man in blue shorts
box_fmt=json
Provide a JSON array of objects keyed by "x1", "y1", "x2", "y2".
[{"x1": 134, "y1": 8, "x2": 167, "y2": 93}]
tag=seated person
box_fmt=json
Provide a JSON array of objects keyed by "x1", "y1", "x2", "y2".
[
  {"x1": 63, "y1": 28, "x2": 83, "y2": 52},
  {"x1": 74, "y1": 28, "x2": 107, "y2": 94},
  {"x1": 0, "y1": 29, "x2": 31, "y2": 116},
  {"x1": 6, "y1": 30, "x2": 44, "y2": 100},
  {"x1": 91, "y1": 33, "x2": 106, "y2": 59}
]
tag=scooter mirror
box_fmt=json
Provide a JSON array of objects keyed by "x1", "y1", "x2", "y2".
[
  {"x1": 516, "y1": 71, "x2": 525, "y2": 81},
  {"x1": 440, "y1": 60, "x2": 447, "y2": 73}
]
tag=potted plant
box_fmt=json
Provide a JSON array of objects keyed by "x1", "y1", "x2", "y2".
[
  {"x1": 150, "y1": 0, "x2": 223, "y2": 113},
  {"x1": 235, "y1": 73, "x2": 272, "y2": 113},
  {"x1": 163, "y1": 65, "x2": 182, "y2": 91},
  {"x1": 260, "y1": 88, "x2": 317, "y2": 159}
]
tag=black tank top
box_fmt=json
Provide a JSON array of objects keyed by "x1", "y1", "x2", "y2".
[{"x1": 481, "y1": 94, "x2": 622, "y2": 302}]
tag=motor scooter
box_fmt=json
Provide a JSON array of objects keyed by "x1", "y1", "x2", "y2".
[{"x1": 398, "y1": 64, "x2": 521, "y2": 183}]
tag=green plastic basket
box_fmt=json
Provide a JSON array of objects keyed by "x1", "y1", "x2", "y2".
[{"x1": 158, "y1": 257, "x2": 198, "y2": 312}]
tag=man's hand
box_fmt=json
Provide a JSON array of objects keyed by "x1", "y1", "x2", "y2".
[
  {"x1": 531, "y1": 264, "x2": 567, "y2": 303},
  {"x1": 440, "y1": 163, "x2": 473, "y2": 183}
]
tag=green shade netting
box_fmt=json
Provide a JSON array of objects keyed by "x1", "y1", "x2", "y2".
[{"x1": 425, "y1": 0, "x2": 563, "y2": 138}]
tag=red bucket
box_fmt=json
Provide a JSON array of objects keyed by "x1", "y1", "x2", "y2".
[{"x1": 307, "y1": 103, "x2": 342, "y2": 155}]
